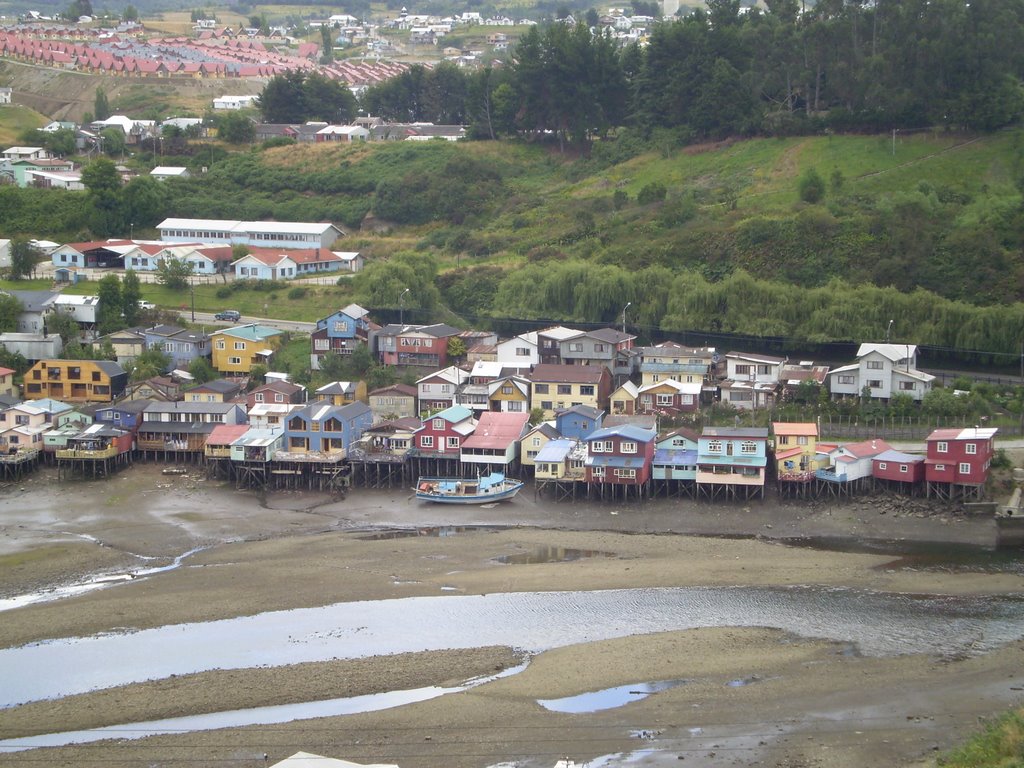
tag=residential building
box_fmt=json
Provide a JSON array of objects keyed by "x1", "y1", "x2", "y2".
[
  {"x1": 559, "y1": 327, "x2": 636, "y2": 381},
  {"x1": 315, "y1": 380, "x2": 367, "y2": 406},
  {"x1": 872, "y1": 449, "x2": 926, "y2": 487},
  {"x1": 310, "y1": 304, "x2": 373, "y2": 370},
  {"x1": 609, "y1": 381, "x2": 638, "y2": 415},
  {"x1": 368, "y1": 384, "x2": 418, "y2": 421},
  {"x1": 534, "y1": 437, "x2": 587, "y2": 482},
  {"x1": 460, "y1": 411, "x2": 530, "y2": 471},
  {"x1": 520, "y1": 422, "x2": 560, "y2": 467},
  {"x1": 638, "y1": 343, "x2": 715, "y2": 396},
  {"x1": 417, "y1": 366, "x2": 469, "y2": 413},
  {"x1": 696, "y1": 426, "x2": 770, "y2": 500},
  {"x1": 554, "y1": 405, "x2": 604, "y2": 441},
  {"x1": 22, "y1": 359, "x2": 127, "y2": 402},
  {"x1": 536, "y1": 326, "x2": 580, "y2": 365},
  {"x1": 94, "y1": 326, "x2": 146, "y2": 364},
  {"x1": 487, "y1": 374, "x2": 531, "y2": 413},
  {"x1": 247, "y1": 402, "x2": 301, "y2": 430},
  {"x1": 137, "y1": 401, "x2": 246, "y2": 455},
  {"x1": 247, "y1": 380, "x2": 306, "y2": 410},
  {"x1": 652, "y1": 427, "x2": 700, "y2": 488},
  {"x1": 185, "y1": 379, "x2": 243, "y2": 403},
  {"x1": 583, "y1": 423, "x2": 657, "y2": 489},
  {"x1": 772, "y1": 422, "x2": 821, "y2": 485},
  {"x1": 283, "y1": 400, "x2": 373, "y2": 455},
  {"x1": 0, "y1": 366, "x2": 16, "y2": 397},
  {"x1": 413, "y1": 404, "x2": 476, "y2": 456},
  {"x1": 377, "y1": 323, "x2": 461, "y2": 368},
  {"x1": 724, "y1": 351, "x2": 786, "y2": 384},
  {"x1": 94, "y1": 399, "x2": 152, "y2": 432},
  {"x1": 232, "y1": 247, "x2": 352, "y2": 280},
  {"x1": 495, "y1": 331, "x2": 538, "y2": 367},
  {"x1": 924, "y1": 427, "x2": 998, "y2": 499},
  {"x1": 144, "y1": 325, "x2": 211, "y2": 368},
  {"x1": 122, "y1": 376, "x2": 182, "y2": 402},
  {"x1": 637, "y1": 379, "x2": 701, "y2": 415},
  {"x1": 777, "y1": 361, "x2": 830, "y2": 403},
  {"x1": 816, "y1": 439, "x2": 892, "y2": 486},
  {"x1": 827, "y1": 343, "x2": 936, "y2": 402},
  {"x1": 210, "y1": 325, "x2": 283, "y2": 374},
  {"x1": 529, "y1": 363, "x2": 611, "y2": 419}
]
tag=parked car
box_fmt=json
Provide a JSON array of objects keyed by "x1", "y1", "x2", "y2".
[
  {"x1": 214, "y1": 310, "x2": 241, "y2": 322},
  {"x1": 138, "y1": 301, "x2": 156, "y2": 310}
]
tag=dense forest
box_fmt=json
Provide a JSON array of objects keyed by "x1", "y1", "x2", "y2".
[{"x1": 355, "y1": 0, "x2": 1024, "y2": 144}]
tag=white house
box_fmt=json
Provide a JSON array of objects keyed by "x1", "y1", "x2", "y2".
[
  {"x1": 0, "y1": 87, "x2": 12, "y2": 105},
  {"x1": 315, "y1": 125, "x2": 369, "y2": 142},
  {"x1": 1, "y1": 146, "x2": 50, "y2": 161},
  {"x1": 0, "y1": 239, "x2": 10, "y2": 270},
  {"x1": 25, "y1": 170, "x2": 83, "y2": 190},
  {"x1": 333, "y1": 251, "x2": 363, "y2": 272},
  {"x1": 724, "y1": 351, "x2": 786, "y2": 384},
  {"x1": 496, "y1": 331, "x2": 539, "y2": 366},
  {"x1": 417, "y1": 365, "x2": 469, "y2": 412},
  {"x1": 827, "y1": 343, "x2": 935, "y2": 402},
  {"x1": 233, "y1": 247, "x2": 349, "y2": 280}
]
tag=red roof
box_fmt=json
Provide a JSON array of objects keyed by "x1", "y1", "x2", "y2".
[
  {"x1": 206, "y1": 424, "x2": 250, "y2": 446},
  {"x1": 843, "y1": 439, "x2": 892, "y2": 458},
  {"x1": 462, "y1": 412, "x2": 530, "y2": 449}
]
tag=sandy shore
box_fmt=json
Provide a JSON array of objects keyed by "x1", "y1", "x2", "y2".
[{"x1": 0, "y1": 465, "x2": 1022, "y2": 768}]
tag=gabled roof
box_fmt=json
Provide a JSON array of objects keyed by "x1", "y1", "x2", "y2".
[
  {"x1": 637, "y1": 379, "x2": 701, "y2": 395},
  {"x1": 857, "y1": 343, "x2": 918, "y2": 361},
  {"x1": 534, "y1": 438, "x2": 578, "y2": 462},
  {"x1": 658, "y1": 427, "x2": 700, "y2": 445},
  {"x1": 842, "y1": 439, "x2": 892, "y2": 458},
  {"x1": 726, "y1": 351, "x2": 786, "y2": 364},
  {"x1": 207, "y1": 424, "x2": 250, "y2": 446},
  {"x1": 926, "y1": 427, "x2": 998, "y2": 442},
  {"x1": 316, "y1": 381, "x2": 359, "y2": 396},
  {"x1": 523, "y1": 422, "x2": 560, "y2": 441},
  {"x1": 556, "y1": 404, "x2": 604, "y2": 420},
  {"x1": 701, "y1": 426, "x2": 769, "y2": 439},
  {"x1": 536, "y1": 325, "x2": 581, "y2": 341},
  {"x1": 417, "y1": 365, "x2": 468, "y2": 386},
  {"x1": 585, "y1": 328, "x2": 635, "y2": 344},
  {"x1": 873, "y1": 449, "x2": 925, "y2": 464},
  {"x1": 369, "y1": 383, "x2": 417, "y2": 398},
  {"x1": 187, "y1": 379, "x2": 240, "y2": 394},
  {"x1": 215, "y1": 324, "x2": 282, "y2": 342}
]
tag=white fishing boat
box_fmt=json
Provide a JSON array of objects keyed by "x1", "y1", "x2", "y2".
[{"x1": 415, "y1": 472, "x2": 524, "y2": 504}]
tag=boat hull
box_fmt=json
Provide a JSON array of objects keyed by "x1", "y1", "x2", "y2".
[{"x1": 415, "y1": 475, "x2": 524, "y2": 504}]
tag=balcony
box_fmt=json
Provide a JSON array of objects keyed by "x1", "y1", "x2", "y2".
[{"x1": 56, "y1": 445, "x2": 118, "y2": 460}]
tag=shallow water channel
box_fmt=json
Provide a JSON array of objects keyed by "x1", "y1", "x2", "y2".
[{"x1": 4, "y1": 585, "x2": 1024, "y2": 709}]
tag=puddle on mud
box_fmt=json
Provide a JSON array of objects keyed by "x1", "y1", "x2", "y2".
[
  {"x1": 494, "y1": 547, "x2": 618, "y2": 565},
  {"x1": 778, "y1": 536, "x2": 1024, "y2": 575},
  {"x1": 538, "y1": 679, "x2": 689, "y2": 713}
]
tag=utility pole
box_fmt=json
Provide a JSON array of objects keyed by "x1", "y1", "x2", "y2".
[{"x1": 621, "y1": 302, "x2": 631, "y2": 335}]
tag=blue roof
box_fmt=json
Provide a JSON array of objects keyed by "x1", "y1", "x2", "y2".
[
  {"x1": 535, "y1": 438, "x2": 576, "y2": 462},
  {"x1": 431, "y1": 405, "x2": 474, "y2": 423},
  {"x1": 584, "y1": 424, "x2": 656, "y2": 443}
]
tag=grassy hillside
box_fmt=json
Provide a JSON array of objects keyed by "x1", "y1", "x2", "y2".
[{"x1": 0, "y1": 103, "x2": 48, "y2": 146}]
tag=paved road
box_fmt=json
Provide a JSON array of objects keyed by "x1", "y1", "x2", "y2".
[{"x1": 181, "y1": 310, "x2": 315, "y2": 334}]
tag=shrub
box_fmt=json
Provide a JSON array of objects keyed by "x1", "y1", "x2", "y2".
[
  {"x1": 216, "y1": 286, "x2": 233, "y2": 299},
  {"x1": 798, "y1": 168, "x2": 826, "y2": 204},
  {"x1": 637, "y1": 182, "x2": 668, "y2": 206},
  {"x1": 613, "y1": 189, "x2": 629, "y2": 210},
  {"x1": 288, "y1": 286, "x2": 308, "y2": 300}
]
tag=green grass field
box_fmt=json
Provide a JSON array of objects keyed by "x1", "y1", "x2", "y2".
[{"x1": 0, "y1": 104, "x2": 49, "y2": 147}]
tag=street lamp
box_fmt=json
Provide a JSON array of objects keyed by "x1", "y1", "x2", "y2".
[
  {"x1": 399, "y1": 287, "x2": 410, "y2": 327},
  {"x1": 885, "y1": 319, "x2": 894, "y2": 343},
  {"x1": 621, "y1": 301, "x2": 631, "y2": 335}
]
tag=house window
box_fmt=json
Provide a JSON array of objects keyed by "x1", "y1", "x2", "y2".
[
  {"x1": 937, "y1": 441, "x2": 948, "y2": 453},
  {"x1": 314, "y1": 339, "x2": 329, "y2": 350},
  {"x1": 508, "y1": 401, "x2": 523, "y2": 411},
  {"x1": 557, "y1": 385, "x2": 572, "y2": 395},
  {"x1": 433, "y1": 419, "x2": 444, "y2": 430},
  {"x1": 234, "y1": 342, "x2": 246, "y2": 350},
  {"x1": 867, "y1": 380, "x2": 883, "y2": 389},
  {"x1": 838, "y1": 375, "x2": 855, "y2": 385},
  {"x1": 535, "y1": 384, "x2": 549, "y2": 394},
  {"x1": 900, "y1": 464, "x2": 908, "y2": 473},
  {"x1": 591, "y1": 440, "x2": 605, "y2": 453},
  {"x1": 541, "y1": 401, "x2": 552, "y2": 410},
  {"x1": 621, "y1": 441, "x2": 637, "y2": 454},
  {"x1": 332, "y1": 321, "x2": 349, "y2": 333},
  {"x1": 275, "y1": 394, "x2": 283, "y2": 403},
  {"x1": 516, "y1": 347, "x2": 529, "y2": 356},
  {"x1": 878, "y1": 462, "x2": 887, "y2": 470},
  {"x1": 797, "y1": 436, "x2": 808, "y2": 445},
  {"x1": 592, "y1": 466, "x2": 605, "y2": 478},
  {"x1": 682, "y1": 395, "x2": 694, "y2": 405},
  {"x1": 867, "y1": 360, "x2": 884, "y2": 369},
  {"x1": 594, "y1": 344, "x2": 606, "y2": 353},
  {"x1": 255, "y1": 393, "x2": 264, "y2": 402},
  {"x1": 502, "y1": 386, "x2": 513, "y2": 394},
  {"x1": 615, "y1": 468, "x2": 636, "y2": 479},
  {"x1": 216, "y1": 341, "x2": 225, "y2": 350},
  {"x1": 447, "y1": 436, "x2": 459, "y2": 449},
  {"x1": 532, "y1": 437, "x2": 541, "y2": 447},
  {"x1": 656, "y1": 393, "x2": 673, "y2": 406},
  {"x1": 92, "y1": 371, "x2": 101, "y2": 382},
  {"x1": 935, "y1": 464, "x2": 946, "y2": 472},
  {"x1": 959, "y1": 462, "x2": 971, "y2": 474},
  {"x1": 580, "y1": 385, "x2": 595, "y2": 396},
  {"x1": 965, "y1": 443, "x2": 977, "y2": 455},
  {"x1": 569, "y1": 343, "x2": 583, "y2": 352},
  {"x1": 735, "y1": 364, "x2": 750, "y2": 375},
  {"x1": 229, "y1": 356, "x2": 241, "y2": 365},
  {"x1": 740, "y1": 441, "x2": 757, "y2": 454},
  {"x1": 707, "y1": 440, "x2": 723, "y2": 453},
  {"x1": 420, "y1": 435, "x2": 434, "y2": 448}
]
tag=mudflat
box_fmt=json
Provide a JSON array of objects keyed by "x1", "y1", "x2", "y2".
[{"x1": 0, "y1": 464, "x2": 1021, "y2": 768}]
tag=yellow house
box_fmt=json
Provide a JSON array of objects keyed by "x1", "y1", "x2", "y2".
[
  {"x1": 772, "y1": 422, "x2": 821, "y2": 476},
  {"x1": 315, "y1": 380, "x2": 367, "y2": 405},
  {"x1": 23, "y1": 359, "x2": 128, "y2": 403},
  {"x1": 211, "y1": 325, "x2": 283, "y2": 375},
  {"x1": 520, "y1": 422, "x2": 559, "y2": 469},
  {"x1": 529, "y1": 364, "x2": 611, "y2": 420},
  {"x1": 487, "y1": 375, "x2": 530, "y2": 414}
]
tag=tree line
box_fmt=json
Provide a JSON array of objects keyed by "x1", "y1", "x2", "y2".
[{"x1": 348, "y1": 0, "x2": 1024, "y2": 146}]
